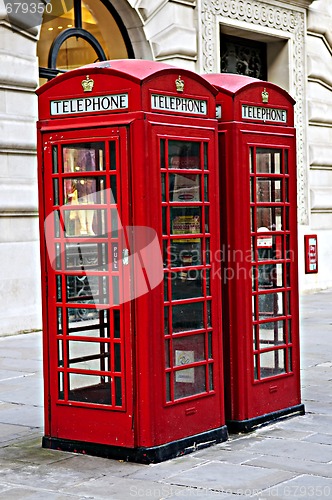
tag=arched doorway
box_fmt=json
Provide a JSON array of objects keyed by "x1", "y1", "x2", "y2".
[{"x1": 38, "y1": 0, "x2": 134, "y2": 85}]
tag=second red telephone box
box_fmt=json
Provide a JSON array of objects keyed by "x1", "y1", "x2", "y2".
[
  {"x1": 37, "y1": 60, "x2": 227, "y2": 462},
  {"x1": 203, "y1": 73, "x2": 305, "y2": 431}
]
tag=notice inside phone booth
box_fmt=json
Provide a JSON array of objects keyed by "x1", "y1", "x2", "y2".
[
  {"x1": 36, "y1": 60, "x2": 227, "y2": 463},
  {"x1": 203, "y1": 73, "x2": 305, "y2": 431}
]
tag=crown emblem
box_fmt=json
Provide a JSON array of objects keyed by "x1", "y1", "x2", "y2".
[
  {"x1": 175, "y1": 75, "x2": 185, "y2": 92},
  {"x1": 81, "y1": 75, "x2": 94, "y2": 92},
  {"x1": 262, "y1": 88, "x2": 269, "y2": 103}
]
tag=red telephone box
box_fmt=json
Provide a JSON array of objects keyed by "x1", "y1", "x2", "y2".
[
  {"x1": 203, "y1": 73, "x2": 305, "y2": 431},
  {"x1": 36, "y1": 60, "x2": 227, "y2": 462}
]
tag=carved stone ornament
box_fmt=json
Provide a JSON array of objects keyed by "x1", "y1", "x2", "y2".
[
  {"x1": 201, "y1": 0, "x2": 309, "y2": 224},
  {"x1": 81, "y1": 75, "x2": 94, "y2": 92}
]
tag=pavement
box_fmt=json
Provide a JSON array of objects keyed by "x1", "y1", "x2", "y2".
[{"x1": 0, "y1": 289, "x2": 332, "y2": 499}]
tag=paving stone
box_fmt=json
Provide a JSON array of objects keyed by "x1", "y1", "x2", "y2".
[
  {"x1": 251, "y1": 474, "x2": 332, "y2": 499},
  {"x1": 163, "y1": 461, "x2": 295, "y2": 494},
  {"x1": 244, "y1": 455, "x2": 332, "y2": 478},
  {"x1": 246, "y1": 437, "x2": 332, "y2": 463}
]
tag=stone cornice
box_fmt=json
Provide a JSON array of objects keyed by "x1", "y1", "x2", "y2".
[{"x1": 201, "y1": 0, "x2": 309, "y2": 224}]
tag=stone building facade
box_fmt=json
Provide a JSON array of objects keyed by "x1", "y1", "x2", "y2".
[{"x1": 0, "y1": 0, "x2": 331, "y2": 334}]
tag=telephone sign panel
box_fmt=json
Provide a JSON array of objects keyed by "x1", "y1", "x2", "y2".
[
  {"x1": 203, "y1": 73, "x2": 304, "y2": 432},
  {"x1": 37, "y1": 60, "x2": 227, "y2": 463}
]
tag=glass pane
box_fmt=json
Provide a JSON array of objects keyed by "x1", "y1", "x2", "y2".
[
  {"x1": 112, "y1": 276, "x2": 119, "y2": 305},
  {"x1": 57, "y1": 308, "x2": 63, "y2": 334},
  {"x1": 109, "y1": 141, "x2": 116, "y2": 170},
  {"x1": 172, "y1": 302, "x2": 204, "y2": 332},
  {"x1": 288, "y1": 347, "x2": 292, "y2": 371},
  {"x1": 174, "y1": 365, "x2": 206, "y2": 399},
  {"x1": 68, "y1": 373, "x2": 112, "y2": 404},
  {"x1": 259, "y1": 321, "x2": 285, "y2": 348},
  {"x1": 56, "y1": 275, "x2": 62, "y2": 301},
  {"x1": 113, "y1": 309, "x2": 120, "y2": 338},
  {"x1": 66, "y1": 275, "x2": 108, "y2": 305},
  {"x1": 114, "y1": 343, "x2": 121, "y2": 372},
  {"x1": 63, "y1": 144, "x2": 105, "y2": 172},
  {"x1": 58, "y1": 372, "x2": 64, "y2": 400},
  {"x1": 204, "y1": 143, "x2": 208, "y2": 170},
  {"x1": 111, "y1": 209, "x2": 118, "y2": 237},
  {"x1": 111, "y1": 175, "x2": 117, "y2": 204},
  {"x1": 257, "y1": 207, "x2": 283, "y2": 231},
  {"x1": 249, "y1": 148, "x2": 254, "y2": 173},
  {"x1": 165, "y1": 340, "x2": 170, "y2": 368},
  {"x1": 260, "y1": 349, "x2": 286, "y2": 378},
  {"x1": 258, "y1": 292, "x2": 284, "y2": 319},
  {"x1": 169, "y1": 141, "x2": 200, "y2": 169},
  {"x1": 169, "y1": 173, "x2": 201, "y2": 202},
  {"x1": 204, "y1": 175, "x2": 209, "y2": 201},
  {"x1": 173, "y1": 335, "x2": 205, "y2": 364},
  {"x1": 209, "y1": 364, "x2": 213, "y2": 390},
  {"x1": 64, "y1": 208, "x2": 106, "y2": 238},
  {"x1": 55, "y1": 243, "x2": 62, "y2": 270},
  {"x1": 68, "y1": 340, "x2": 110, "y2": 371},
  {"x1": 64, "y1": 176, "x2": 106, "y2": 206},
  {"x1": 67, "y1": 307, "x2": 99, "y2": 323},
  {"x1": 161, "y1": 173, "x2": 166, "y2": 201},
  {"x1": 52, "y1": 146, "x2": 58, "y2": 173},
  {"x1": 256, "y1": 179, "x2": 282, "y2": 203},
  {"x1": 257, "y1": 234, "x2": 283, "y2": 260},
  {"x1": 67, "y1": 309, "x2": 108, "y2": 333},
  {"x1": 170, "y1": 240, "x2": 202, "y2": 268},
  {"x1": 256, "y1": 149, "x2": 282, "y2": 174},
  {"x1": 160, "y1": 139, "x2": 165, "y2": 168},
  {"x1": 65, "y1": 243, "x2": 108, "y2": 271},
  {"x1": 171, "y1": 208, "x2": 201, "y2": 236},
  {"x1": 115, "y1": 377, "x2": 122, "y2": 406},
  {"x1": 54, "y1": 210, "x2": 60, "y2": 238},
  {"x1": 58, "y1": 340, "x2": 63, "y2": 367},
  {"x1": 164, "y1": 306, "x2": 169, "y2": 334},
  {"x1": 53, "y1": 179, "x2": 59, "y2": 206}
]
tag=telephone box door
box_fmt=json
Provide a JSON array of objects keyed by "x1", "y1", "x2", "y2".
[{"x1": 41, "y1": 127, "x2": 134, "y2": 447}]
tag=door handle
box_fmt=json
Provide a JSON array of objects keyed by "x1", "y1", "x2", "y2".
[{"x1": 122, "y1": 248, "x2": 129, "y2": 266}]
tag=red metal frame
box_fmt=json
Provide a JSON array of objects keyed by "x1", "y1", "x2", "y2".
[
  {"x1": 37, "y1": 60, "x2": 227, "y2": 461},
  {"x1": 202, "y1": 73, "x2": 304, "y2": 430}
]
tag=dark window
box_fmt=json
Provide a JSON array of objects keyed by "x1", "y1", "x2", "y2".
[{"x1": 220, "y1": 33, "x2": 267, "y2": 80}]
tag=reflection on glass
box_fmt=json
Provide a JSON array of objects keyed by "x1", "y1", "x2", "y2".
[
  {"x1": 65, "y1": 243, "x2": 108, "y2": 271},
  {"x1": 172, "y1": 302, "x2": 204, "y2": 332},
  {"x1": 170, "y1": 173, "x2": 200, "y2": 202},
  {"x1": 110, "y1": 141, "x2": 116, "y2": 170},
  {"x1": 64, "y1": 209, "x2": 106, "y2": 238},
  {"x1": 256, "y1": 178, "x2": 282, "y2": 203},
  {"x1": 66, "y1": 275, "x2": 108, "y2": 305},
  {"x1": 174, "y1": 365, "x2": 206, "y2": 399},
  {"x1": 260, "y1": 349, "x2": 286, "y2": 378},
  {"x1": 63, "y1": 144, "x2": 105, "y2": 173},
  {"x1": 258, "y1": 292, "x2": 283, "y2": 319},
  {"x1": 58, "y1": 372, "x2": 64, "y2": 400},
  {"x1": 169, "y1": 141, "x2": 200, "y2": 170},
  {"x1": 173, "y1": 335, "x2": 205, "y2": 364},
  {"x1": 171, "y1": 207, "x2": 201, "y2": 236},
  {"x1": 53, "y1": 179, "x2": 59, "y2": 206},
  {"x1": 259, "y1": 320, "x2": 285, "y2": 348},
  {"x1": 68, "y1": 340, "x2": 110, "y2": 371},
  {"x1": 170, "y1": 240, "x2": 201, "y2": 268},
  {"x1": 171, "y1": 271, "x2": 203, "y2": 299},
  {"x1": 256, "y1": 148, "x2": 282, "y2": 174},
  {"x1": 68, "y1": 373, "x2": 112, "y2": 404},
  {"x1": 257, "y1": 207, "x2": 282, "y2": 231},
  {"x1": 52, "y1": 146, "x2": 58, "y2": 173}
]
